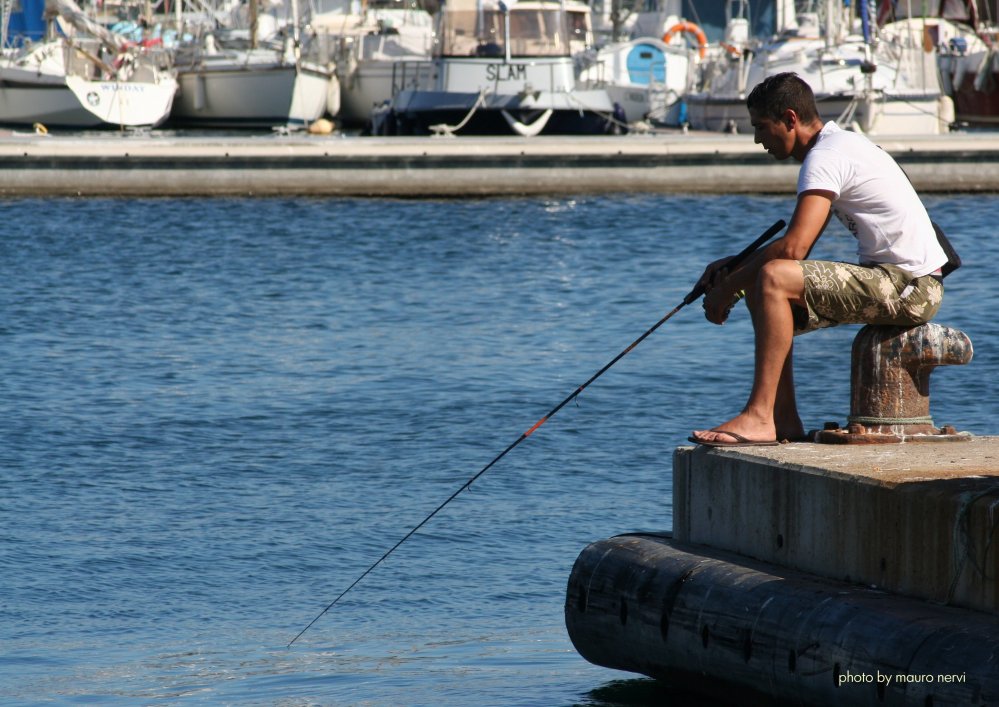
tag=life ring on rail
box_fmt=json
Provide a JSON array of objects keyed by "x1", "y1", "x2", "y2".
[{"x1": 663, "y1": 21, "x2": 707, "y2": 59}]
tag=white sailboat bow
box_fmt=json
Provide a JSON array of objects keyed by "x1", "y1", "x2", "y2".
[{"x1": 0, "y1": 0, "x2": 177, "y2": 128}]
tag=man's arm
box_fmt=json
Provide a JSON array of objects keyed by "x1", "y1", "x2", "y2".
[
  {"x1": 770, "y1": 189, "x2": 834, "y2": 261},
  {"x1": 701, "y1": 190, "x2": 834, "y2": 324}
]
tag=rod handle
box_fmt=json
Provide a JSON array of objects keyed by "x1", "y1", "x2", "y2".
[{"x1": 683, "y1": 218, "x2": 787, "y2": 305}]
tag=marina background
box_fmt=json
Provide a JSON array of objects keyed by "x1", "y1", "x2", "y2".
[
  {"x1": 1, "y1": 193, "x2": 995, "y2": 705},
  {"x1": 4, "y1": 0, "x2": 999, "y2": 136}
]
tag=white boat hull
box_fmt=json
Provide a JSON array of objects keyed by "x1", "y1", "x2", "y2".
[
  {"x1": 0, "y1": 47, "x2": 177, "y2": 128},
  {"x1": 65, "y1": 76, "x2": 178, "y2": 127},
  {"x1": 377, "y1": 57, "x2": 618, "y2": 136},
  {"x1": 338, "y1": 62, "x2": 395, "y2": 125},
  {"x1": 325, "y1": 9, "x2": 435, "y2": 126},
  {"x1": 685, "y1": 91, "x2": 948, "y2": 136},
  {"x1": 687, "y1": 18, "x2": 949, "y2": 136},
  {"x1": 173, "y1": 59, "x2": 336, "y2": 127},
  {"x1": 0, "y1": 81, "x2": 104, "y2": 128},
  {"x1": 383, "y1": 86, "x2": 617, "y2": 135},
  {"x1": 339, "y1": 61, "x2": 433, "y2": 125}
]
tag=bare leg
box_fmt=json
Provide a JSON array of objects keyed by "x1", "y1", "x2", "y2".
[
  {"x1": 691, "y1": 260, "x2": 805, "y2": 444},
  {"x1": 773, "y1": 343, "x2": 805, "y2": 441}
]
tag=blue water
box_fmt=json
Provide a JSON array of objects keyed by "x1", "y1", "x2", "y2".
[{"x1": 1, "y1": 194, "x2": 994, "y2": 705}]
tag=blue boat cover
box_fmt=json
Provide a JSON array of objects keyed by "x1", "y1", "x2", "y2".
[
  {"x1": 5, "y1": 0, "x2": 46, "y2": 46},
  {"x1": 626, "y1": 43, "x2": 667, "y2": 85}
]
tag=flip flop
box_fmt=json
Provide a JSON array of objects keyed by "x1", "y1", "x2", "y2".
[{"x1": 687, "y1": 430, "x2": 781, "y2": 448}]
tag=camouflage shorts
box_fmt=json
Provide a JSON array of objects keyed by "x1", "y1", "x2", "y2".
[{"x1": 793, "y1": 260, "x2": 944, "y2": 335}]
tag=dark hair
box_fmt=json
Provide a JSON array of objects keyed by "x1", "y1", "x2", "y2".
[{"x1": 746, "y1": 72, "x2": 819, "y2": 123}]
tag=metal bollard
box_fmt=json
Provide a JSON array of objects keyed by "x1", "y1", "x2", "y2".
[{"x1": 815, "y1": 323, "x2": 973, "y2": 444}]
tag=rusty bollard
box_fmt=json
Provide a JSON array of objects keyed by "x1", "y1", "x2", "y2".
[{"x1": 816, "y1": 323, "x2": 973, "y2": 444}]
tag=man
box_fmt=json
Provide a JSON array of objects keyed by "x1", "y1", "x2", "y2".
[{"x1": 689, "y1": 72, "x2": 947, "y2": 447}]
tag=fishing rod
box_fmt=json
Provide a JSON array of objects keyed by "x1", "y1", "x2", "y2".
[{"x1": 288, "y1": 218, "x2": 787, "y2": 648}]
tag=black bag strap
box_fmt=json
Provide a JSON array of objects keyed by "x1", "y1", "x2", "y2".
[
  {"x1": 881, "y1": 146, "x2": 962, "y2": 279},
  {"x1": 932, "y1": 221, "x2": 962, "y2": 279}
]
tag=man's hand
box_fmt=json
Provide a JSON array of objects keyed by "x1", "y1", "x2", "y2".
[
  {"x1": 695, "y1": 256, "x2": 736, "y2": 324},
  {"x1": 702, "y1": 282, "x2": 739, "y2": 324},
  {"x1": 694, "y1": 256, "x2": 733, "y2": 294}
]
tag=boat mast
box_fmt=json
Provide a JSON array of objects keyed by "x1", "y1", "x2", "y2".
[
  {"x1": 2, "y1": 0, "x2": 9, "y2": 49},
  {"x1": 824, "y1": 0, "x2": 833, "y2": 46},
  {"x1": 249, "y1": 0, "x2": 258, "y2": 48},
  {"x1": 775, "y1": 0, "x2": 796, "y2": 32},
  {"x1": 503, "y1": 0, "x2": 510, "y2": 62}
]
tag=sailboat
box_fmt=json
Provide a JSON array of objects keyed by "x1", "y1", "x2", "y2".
[
  {"x1": 0, "y1": 0, "x2": 177, "y2": 129},
  {"x1": 312, "y1": 0, "x2": 435, "y2": 127},
  {"x1": 685, "y1": 0, "x2": 952, "y2": 135},
  {"x1": 370, "y1": 0, "x2": 621, "y2": 136},
  {"x1": 170, "y1": 0, "x2": 338, "y2": 128}
]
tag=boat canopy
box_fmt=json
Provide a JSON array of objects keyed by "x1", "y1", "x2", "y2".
[{"x1": 436, "y1": 0, "x2": 571, "y2": 57}]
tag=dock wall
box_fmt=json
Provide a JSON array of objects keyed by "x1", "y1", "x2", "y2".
[
  {"x1": 566, "y1": 437, "x2": 999, "y2": 705},
  {"x1": 674, "y1": 440, "x2": 999, "y2": 614},
  {"x1": 2, "y1": 133, "x2": 999, "y2": 196}
]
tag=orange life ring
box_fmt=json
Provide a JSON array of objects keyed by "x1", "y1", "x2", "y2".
[{"x1": 663, "y1": 21, "x2": 707, "y2": 59}]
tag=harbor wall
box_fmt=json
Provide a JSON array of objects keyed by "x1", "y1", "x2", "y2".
[
  {"x1": 2, "y1": 133, "x2": 999, "y2": 196},
  {"x1": 674, "y1": 439, "x2": 999, "y2": 615},
  {"x1": 565, "y1": 437, "x2": 999, "y2": 705}
]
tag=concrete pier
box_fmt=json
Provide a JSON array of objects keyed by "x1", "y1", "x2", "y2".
[
  {"x1": 2, "y1": 131, "x2": 999, "y2": 196},
  {"x1": 675, "y1": 438, "x2": 999, "y2": 614},
  {"x1": 565, "y1": 437, "x2": 999, "y2": 705},
  {"x1": 566, "y1": 534, "x2": 999, "y2": 706}
]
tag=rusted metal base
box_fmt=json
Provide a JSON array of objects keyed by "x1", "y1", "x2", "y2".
[
  {"x1": 814, "y1": 421, "x2": 973, "y2": 444},
  {"x1": 815, "y1": 323, "x2": 973, "y2": 445}
]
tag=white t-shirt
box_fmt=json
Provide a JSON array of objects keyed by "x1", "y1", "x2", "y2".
[{"x1": 798, "y1": 122, "x2": 947, "y2": 277}]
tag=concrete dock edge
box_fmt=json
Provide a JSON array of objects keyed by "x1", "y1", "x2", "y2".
[
  {"x1": 673, "y1": 439, "x2": 999, "y2": 614},
  {"x1": 566, "y1": 437, "x2": 999, "y2": 704},
  {"x1": 3, "y1": 133, "x2": 999, "y2": 196}
]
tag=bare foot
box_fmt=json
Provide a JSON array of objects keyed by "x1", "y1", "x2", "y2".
[{"x1": 690, "y1": 411, "x2": 777, "y2": 444}]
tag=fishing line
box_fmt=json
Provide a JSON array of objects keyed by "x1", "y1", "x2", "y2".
[{"x1": 288, "y1": 218, "x2": 787, "y2": 647}]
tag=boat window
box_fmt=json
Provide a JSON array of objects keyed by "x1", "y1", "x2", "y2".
[
  {"x1": 567, "y1": 11, "x2": 589, "y2": 43},
  {"x1": 436, "y1": 4, "x2": 570, "y2": 57},
  {"x1": 508, "y1": 10, "x2": 568, "y2": 56}
]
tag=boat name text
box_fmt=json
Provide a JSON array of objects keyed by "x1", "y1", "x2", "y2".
[{"x1": 487, "y1": 64, "x2": 527, "y2": 81}]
